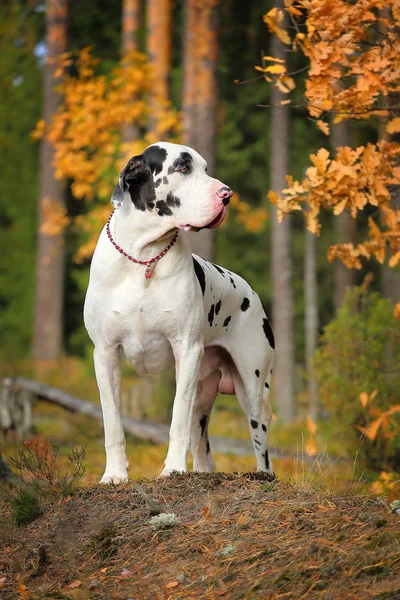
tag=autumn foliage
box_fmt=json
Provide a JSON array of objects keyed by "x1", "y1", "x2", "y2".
[
  {"x1": 262, "y1": 0, "x2": 400, "y2": 274},
  {"x1": 33, "y1": 48, "x2": 181, "y2": 260}
]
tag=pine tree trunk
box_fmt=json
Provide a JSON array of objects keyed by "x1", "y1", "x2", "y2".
[
  {"x1": 147, "y1": 0, "x2": 172, "y2": 137},
  {"x1": 330, "y1": 121, "x2": 357, "y2": 310},
  {"x1": 379, "y1": 122, "x2": 400, "y2": 303},
  {"x1": 32, "y1": 0, "x2": 68, "y2": 360},
  {"x1": 122, "y1": 0, "x2": 141, "y2": 144},
  {"x1": 183, "y1": 0, "x2": 219, "y2": 260},
  {"x1": 270, "y1": 2, "x2": 295, "y2": 423},
  {"x1": 122, "y1": 0, "x2": 140, "y2": 53},
  {"x1": 304, "y1": 229, "x2": 319, "y2": 419}
]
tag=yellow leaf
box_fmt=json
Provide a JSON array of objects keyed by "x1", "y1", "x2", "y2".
[
  {"x1": 394, "y1": 303, "x2": 400, "y2": 320},
  {"x1": 263, "y1": 55, "x2": 286, "y2": 63},
  {"x1": 358, "y1": 417, "x2": 384, "y2": 441},
  {"x1": 359, "y1": 392, "x2": 369, "y2": 407},
  {"x1": 387, "y1": 118, "x2": 400, "y2": 134},
  {"x1": 307, "y1": 415, "x2": 317, "y2": 435},
  {"x1": 389, "y1": 252, "x2": 400, "y2": 268},
  {"x1": 316, "y1": 120, "x2": 330, "y2": 135},
  {"x1": 264, "y1": 64, "x2": 287, "y2": 74},
  {"x1": 305, "y1": 436, "x2": 318, "y2": 456},
  {"x1": 263, "y1": 8, "x2": 291, "y2": 45}
]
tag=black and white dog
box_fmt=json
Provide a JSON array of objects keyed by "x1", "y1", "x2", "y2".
[{"x1": 84, "y1": 142, "x2": 275, "y2": 482}]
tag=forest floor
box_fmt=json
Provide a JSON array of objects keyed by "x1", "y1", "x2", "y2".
[{"x1": 1, "y1": 472, "x2": 400, "y2": 600}]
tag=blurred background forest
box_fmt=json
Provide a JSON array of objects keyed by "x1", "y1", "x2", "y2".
[{"x1": 0, "y1": 0, "x2": 399, "y2": 484}]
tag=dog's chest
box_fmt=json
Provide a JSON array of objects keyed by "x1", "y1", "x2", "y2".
[{"x1": 103, "y1": 297, "x2": 176, "y2": 375}]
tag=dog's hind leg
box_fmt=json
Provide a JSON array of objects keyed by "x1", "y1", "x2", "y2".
[
  {"x1": 93, "y1": 345, "x2": 129, "y2": 484},
  {"x1": 190, "y1": 370, "x2": 220, "y2": 472},
  {"x1": 232, "y1": 354, "x2": 274, "y2": 476}
]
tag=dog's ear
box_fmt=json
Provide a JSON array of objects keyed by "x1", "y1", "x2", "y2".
[
  {"x1": 121, "y1": 155, "x2": 151, "y2": 189},
  {"x1": 111, "y1": 183, "x2": 125, "y2": 209},
  {"x1": 111, "y1": 155, "x2": 152, "y2": 209}
]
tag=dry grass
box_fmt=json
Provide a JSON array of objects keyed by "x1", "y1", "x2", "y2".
[{"x1": 1, "y1": 473, "x2": 399, "y2": 600}]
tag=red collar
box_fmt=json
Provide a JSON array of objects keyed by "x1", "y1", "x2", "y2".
[{"x1": 106, "y1": 211, "x2": 179, "y2": 279}]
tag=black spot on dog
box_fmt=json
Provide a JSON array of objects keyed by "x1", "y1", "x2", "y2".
[
  {"x1": 262, "y1": 424, "x2": 267, "y2": 432},
  {"x1": 265, "y1": 382, "x2": 270, "y2": 389},
  {"x1": 263, "y1": 318, "x2": 275, "y2": 349},
  {"x1": 128, "y1": 177, "x2": 156, "y2": 212},
  {"x1": 166, "y1": 192, "x2": 181, "y2": 207},
  {"x1": 254, "y1": 439, "x2": 261, "y2": 448},
  {"x1": 255, "y1": 369, "x2": 260, "y2": 378},
  {"x1": 168, "y1": 151, "x2": 193, "y2": 175},
  {"x1": 206, "y1": 439, "x2": 210, "y2": 454},
  {"x1": 208, "y1": 304, "x2": 215, "y2": 326},
  {"x1": 156, "y1": 200, "x2": 173, "y2": 216},
  {"x1": 120, "y1": 155, "x2": 157, "y2": 211},
  {"x1": 162, "y1": 176, "x2": 169, "y2": 184},
  {"x1": 250, "y1": 419, "x2": 258, "y2": 429},
  {"x1": 264, "y1": 451, "x2": 270, "y2": 470},
  {"x1": 193, "y1": 257, "x2": 206, "y2": 296},
  {"x1": 223, "y1": 316, "x2": 231, "y2": 328},
  {"x1": 199, "y1": 414, "x2": 208, "y2": 437},
  {"x1": 143, "y1": 145, "x2": 168, "y2": 176},
  {"x1": 215, "y1": 300, "x2": 222, "y2": 315},
  {"x1": 241, "y1": 297, "x2": 250, "y2": 311},
  {"x1": 155, "y1": 178, "x2": 162, "y2": 188},
  {"x1": 229, "y1": 277, "x2": 236, "y2": 289},
  {"x1": 212, "y1": 263, "x2": 226, "y2": 277}
]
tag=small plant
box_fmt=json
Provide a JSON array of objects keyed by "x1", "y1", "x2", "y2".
[
  {"x1": 314, "y1": 287, "x2": 400, "y2": 470},
  {"x1": 10, "y1": 486, "x2": 43, "y2": 526},
  {"x1": 91, "y1": 524, "x2": 117, "y2": 560},
  {"x1": 9, "y1": 439, "x2": 86, "y2": 499},
  {"x1": 4, "y1": 440, "x2": 86, "y2": 526}
]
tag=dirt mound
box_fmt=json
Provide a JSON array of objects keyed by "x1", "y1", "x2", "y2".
[{"x1": 1, "y1": 473, "x2": 400, "y2": 599}]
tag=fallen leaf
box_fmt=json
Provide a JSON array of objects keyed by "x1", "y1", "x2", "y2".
[
  {"x1": 120, "y1": 569, "x2": 133, "y2": 578},
  {"x1": 166, "y1": 581, "x2": 179, "y2": 589},
  {"x1": 203, "y1": 505, "x2": 211, "y2": 519},
  {"x1": 68, "y1": 580, "x2": 82, "y2": 589},
  {"x1": 0, "y1": 577, "x2": 6, "y2": 585}
]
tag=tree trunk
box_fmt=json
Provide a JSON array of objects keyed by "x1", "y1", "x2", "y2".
[
  {"x1": 32, "y1": 0, "x2": 68, "y2": 360},
  {"x1": 122, "y1": 0, "x2": 140, "y2": 53},
  {"x1": 122, "y1": 0, "x2": 141, "y2": 144},
  {"x1": 147, "y1": 0, "x2": 172, "y2": 137},
  {"x1": 379, "y1": 121, "x2": 400, "y2": 303},
  {"x1": 270, "y1": 2, "x2": 295, "y2": 423},
  {"x1": 183, "y1": 0, "x2": 219, "y2": 260},
  {"x1": 330, "y1": 121, "x2": 357, "y2": 311},
  {"x1": 304, "y1": 229, "x2": 319, "y2": 419}
]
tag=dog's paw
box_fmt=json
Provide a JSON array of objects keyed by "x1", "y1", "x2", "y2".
[
  {"x1": 100, "y1": 472, "x2": 129, "y2": 485},
  {"x1": 157, "y1": 468, "x2": 185, "y2": 479}
]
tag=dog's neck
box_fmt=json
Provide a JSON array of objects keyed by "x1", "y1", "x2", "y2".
[{"x1": 110, "y1": 201, "x2": 180, "y2": 263}]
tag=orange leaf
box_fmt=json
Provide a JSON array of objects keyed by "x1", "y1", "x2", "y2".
[
  {"x1": 359, "y1": 392, "x2": 369, "y2": 407},
  {"x1": 203, "y1": 505, "x2": 211, "y2": 519},
  {"x1": 166, "y1": 581, "x2": 179, "y2": 589},
  {"x1": 307, "y1": 415, "x2": 317, "y2": 435},
  {"x1": 316, "y1": 120, "x2": 329, "y2": 135},
  {"x1": 387, "y1": 118, "x2": 400, "y2": 134},
  {"x1": 67, "y1": 580, "x2": 82, "y2": 589},
  {"x1": 358, "y1": 417, "x2": 384, "y2": 441}
]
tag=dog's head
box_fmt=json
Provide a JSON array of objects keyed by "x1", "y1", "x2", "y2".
[{"x1": 111, "y1": 142, "x2": 233, "y2": 230}]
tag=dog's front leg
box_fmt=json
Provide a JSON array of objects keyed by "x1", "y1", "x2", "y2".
[
  {"x1": 160, "y1": 341, "x2": 204, "y2": 477},
  {"x1": 93, "y1": 345, "x2": 129, "y2": 484}
]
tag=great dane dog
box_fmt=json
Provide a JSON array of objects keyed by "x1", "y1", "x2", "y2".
[{"x1": 84, "y1": 142, "x2": 275, "y2": 483}]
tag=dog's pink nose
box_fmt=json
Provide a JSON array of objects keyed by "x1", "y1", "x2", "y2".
[{"x1": 216, "y1": 186, "x2": 233, "y2": 206}]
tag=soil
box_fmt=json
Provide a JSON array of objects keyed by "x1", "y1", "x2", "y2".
[{"x1": 1, "y1": 473, "x2": 399, "y2": 600}]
